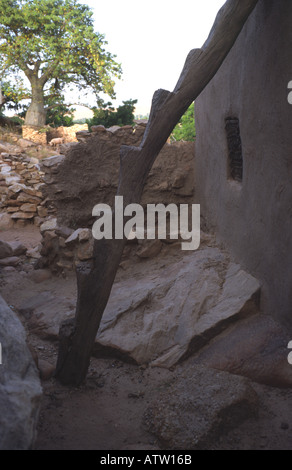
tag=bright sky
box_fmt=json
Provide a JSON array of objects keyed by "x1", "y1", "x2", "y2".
[{"x1": 77, "y1": 0, "x2": 226, "y2": 116}]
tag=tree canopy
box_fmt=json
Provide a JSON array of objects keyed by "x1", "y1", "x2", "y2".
[
  {"x1": 0, "y1": 0, "x2": 122, "y2": 126},
  {"x1": 87, "y1": 99, "x2": 138, "y2": 129}
]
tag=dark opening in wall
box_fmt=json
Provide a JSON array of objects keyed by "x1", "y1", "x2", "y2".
[{"x1": 225, "y1": 117, "x2": 243, "y2": 182}]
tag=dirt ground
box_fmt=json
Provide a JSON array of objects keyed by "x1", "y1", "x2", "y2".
[{"x1": 1, "y1": 225, "x2": 292, "y2": 450}]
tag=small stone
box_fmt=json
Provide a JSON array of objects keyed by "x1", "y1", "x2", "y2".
[
  {"x1": 41, "y1": 155, "x2": 65, "y2": 168},
  {"x1": 37, "y1": 206, "x2": 48, "y2": 218},
  {"x1": 0, "y1": 213, "x2": 13, "y2": 229},
  {"x1": 17, "y1": 193, "x2": 42, "y2": 204},
  {"x1": 91, "y1": 125, "x2": 107, "y2": 133},
  {"x1": 11, "y1": 211, "x2": 34, "y2": 219},
  {"x1": 20, "y1": 203, "x2": 37, "y2": 213},
  {"x1": 0, "y1": 240, "x2": 13, "y2": 259},
  {"x1": 55, "y1": 226, "x2": 74, "y2": 239},
  {"x1": 77, "y1": 239, "x2": 94, "y2": 260},
  {"x1": 8, "y1": 183, "x2": 27, "y2": 194},
  {"x1": 38, "y1": 359, "x2": 55, "y2": 381},
  {"x1": 17, "y1": 138, "x2": 36, "y2": 149},
  {"x1": 8, "y1": 241, "x2": 27, "y2": 256},
  {"x1": 2, "y1": 266, "x2": 16, "y2": 273},
  {"x1": 65, "y1": 228, "x2": 83, "y2": 245},
  {"x1": 26, "y1": 246, "x2": 41, "y2": 259},
  {"x1": 40, "y1": 218, "x2": 58, "y2": 232},
  {"x1": 78, "y1": 228, "x2": 91, "y2": 242},
  {"x1": 0, "y1": 256, "x2": 21, "y2": 267}
]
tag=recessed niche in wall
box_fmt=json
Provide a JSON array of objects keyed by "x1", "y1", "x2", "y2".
[{"x1": 225, "y1": 117, "x2": 243, "y2": 182}]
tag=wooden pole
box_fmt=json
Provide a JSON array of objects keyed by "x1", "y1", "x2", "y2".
[{"x1": 55, "y1": 0, "x2": 259, "y2": 385}]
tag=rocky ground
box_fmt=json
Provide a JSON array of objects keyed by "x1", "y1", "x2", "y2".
[{"x1": 0, "y1": 224, "x2": 292, "y2": 450}]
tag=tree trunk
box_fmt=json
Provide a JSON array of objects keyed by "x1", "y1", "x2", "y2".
[
  {"x1": 55, "y1": 0, "x2": 259, "y2": 386},
  {"x1": 24, "y1": 78, "x2": 47, "y2": 127}
]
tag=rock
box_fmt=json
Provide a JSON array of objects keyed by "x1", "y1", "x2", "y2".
[
  {"x1": 7, "y1": 183, "x2": 27, "y2": 194},
  {"x1": 40, "y1": 218, "x2": 58, "y2": 232},
  {"x1": 0, "y1": 240, "x2": 13, "y2": 259},
  {"x1": 37, "y1": 206, "x2": 48, "y2": 218},
  {"x1": 19, "y1": 245, "x2": 260, "y2": 369},
  {"x1": 55, "y1": 226, "x2": 73, "y2": 239},
  {"x1": 20, "y1": 203, "x2": 37, "y2": 213},
  {"x1": 137, "y1": 240, "x2": 163, "y2": 259},
  {"x1": 144, "y1": 365, "x2": 258, "y2": 450},
  {"x1": 17, "y1": 193, "x2": 42, "y2": 204},
  {"x1": 94, "y1": 247, "x2": 260, "y2": 367},
  {"x1": 41, "y1": 155, "x2": 65, "y2": 168},
  {"x1": 0, "y1": 295, "x2": 42, "y2": 449},
  {"x1": 193, "y1": 313, "x2": 292, "y2": 388},
  {"x1": 7, "y1": 241, "x2": 27, "y2": 256},
  {"x1": 29, "y1": 269, "x2": 52, "y2": 283},
  {"x1": 0, "y1": 256, "x2": 21, "y2": 267},
  {"x1": 18, "y1": 292, "x2": 75, "y2": 340},
  {"x1": 5, "y1": 175, "x2": 21, "y2": 185},
  {"x1": 78, "y1": 228, "x2": 91, "y2": 242},
  {"x1": 17, "y1": 138, "x2": 36, "y2": 149},
  {"x1": 38, "y1": 360, "x2": 55, "y2": 381},
  {"x1": 11, "y1": 211, "x2": 34, "y2": 220},
  {"x1": 0, "y1": 213, "x2": 13, "y2": 229},
  {"x1": 91, "y1": 125, "x2": 107, "y2": 133},
  {"x1": 77, "y1": 239, "x2": 94, "y2": 260},
  {"x1": 2, "y1": 266, "x2": 16, "y2": 273},
  {"x1": 64, "y1": 228, "x2": 83, "y2": 245},
  {"x1": 26, "y1": 246, "x2": 41, "y2": 259}
]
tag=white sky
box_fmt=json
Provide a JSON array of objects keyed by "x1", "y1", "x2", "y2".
[{"x1": 77, "y1": 0, "x2": 226, "y2": 116}]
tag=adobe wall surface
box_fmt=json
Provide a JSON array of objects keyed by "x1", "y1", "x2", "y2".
[
  {"x1": 195, "y1": 0, "x2": 292, "y2": 327},
  {"x1": 42, "y1": 123, "x2": 195, "y2": 229}
]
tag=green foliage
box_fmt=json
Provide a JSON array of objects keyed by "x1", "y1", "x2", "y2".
[
  {"x1": 171, "y1": 102, "x2": 196, "y2": 142},
  {"x1": 0, "y1": 0, "x2": 122, "y2": 124},
  {"x1": 87, "y1": 99, "x2": 137, "y2": 129},
  {"x1": 0, "y1": 78, "x2": 30, "y2": 112}
]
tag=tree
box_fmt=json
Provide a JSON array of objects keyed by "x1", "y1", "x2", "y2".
[
  {"x1": 55, "y1": 0, "x2": 260, "y2": 386},
  {"x1": 171, "y1": 102, "x2": 196, "y2": 142},
  {"x1": 87, "y1": 99, "x2": 138, "y2": 129},
  {"x1": 0, "y1": 0, "x2": 122, "y2": 127}
]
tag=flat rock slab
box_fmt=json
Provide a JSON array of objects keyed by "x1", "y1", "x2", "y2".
[
  {"x1": 95, "y1": 246, "x2": 260, "y2": 367},
  {"x1": 143, "y1": 365, "x2": 258, "y2": 450}
]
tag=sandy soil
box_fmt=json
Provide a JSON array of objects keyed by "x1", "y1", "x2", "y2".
[{"x1": 1, "y1": 225, "x2": 292, "y2": 450}]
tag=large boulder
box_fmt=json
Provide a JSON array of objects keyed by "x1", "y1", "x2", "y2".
[{"x1": 0, "y1": 295, "x2": 42, "y2": 450}]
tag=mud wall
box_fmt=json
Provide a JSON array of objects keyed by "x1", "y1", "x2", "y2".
[{"x1": 195, "y1": 0, "x2": 292, "y2": 327}]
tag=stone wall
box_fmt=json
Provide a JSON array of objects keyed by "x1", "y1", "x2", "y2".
[
  {"x1": 0, "y1": 150, "x2": 45, "y2": 226},
  {"x1": 47, "y1": 124, "x2": 88, "y2": 143},
  {"x1": 22, "y1": 124, "x2": 88, "y2": 145},
  {"x1": 22, "y1": 126, "x2": 47, "y2": 145},
  {"x1": 194, "y1": 0, "x2": 292, "y2": 327}
]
